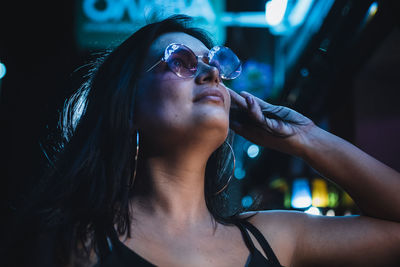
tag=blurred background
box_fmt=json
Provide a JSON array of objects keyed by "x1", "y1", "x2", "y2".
[{"x1": 1, "y1": 0, "x2": 399, "y2": 218}]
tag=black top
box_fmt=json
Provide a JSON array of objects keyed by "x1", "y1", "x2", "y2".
[{"x1": 95, "y1": 219, "x2": 283, "y2": 267}]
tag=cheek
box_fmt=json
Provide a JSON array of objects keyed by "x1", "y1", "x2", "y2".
[{"x1": 136, "y1": 76, "x2": 192, "y2": 127}]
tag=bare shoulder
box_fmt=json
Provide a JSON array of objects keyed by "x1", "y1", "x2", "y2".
[
  {"x1": 240, "y1": 211, "x2": 400, "y2": 266},
  {"x1": 239, "y1": 210, "x2": 307, "y2": 266},
  {"x1": 240, "y1": 209, "x2": 308, "y2": 235}
]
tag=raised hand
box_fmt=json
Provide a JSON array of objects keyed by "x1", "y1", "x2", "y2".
[{"x1": 229, "y1": 89, "x2": 315, "y2": 156}]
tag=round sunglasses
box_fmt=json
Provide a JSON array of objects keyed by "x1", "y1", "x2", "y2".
[{"x1": 146, "y1": 43, "x2": 242, "y2": 80}]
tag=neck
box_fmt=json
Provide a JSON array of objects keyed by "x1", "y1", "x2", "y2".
[{"x1": 131, "y1": 143, "x2": 216, "y2": 228}]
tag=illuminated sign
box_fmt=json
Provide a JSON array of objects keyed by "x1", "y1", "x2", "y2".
[{"x1": 76, "y1": 0, "x2": 225, "y2": 49}]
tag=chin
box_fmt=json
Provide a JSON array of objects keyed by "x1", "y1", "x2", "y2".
[
  {"x1": 192, "y1": 113, "x2": 229, "y2": 139},
  {"x1": 194, "y1": 102, "x2": 229, "y2": 122}
]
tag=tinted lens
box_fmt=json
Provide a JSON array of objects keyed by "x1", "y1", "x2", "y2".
[
  {"x1": 164, "y1": 44, "x2": 198, "y2": 78},
  {"x1": 208, "y1": 46, "x2": 241, "y2": 80}
]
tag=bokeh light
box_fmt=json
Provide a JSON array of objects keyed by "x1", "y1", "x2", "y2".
[
  {"x1": 247, "y1": 144, "x2": 260, "y2": 158},
  {"x1": 304, "y1": 206, "x2": 321, "y2": 215},
  {"x1": 241, "y1": 195, "x2": 254, "y2": 208},
  {"x1": 0, "y1": 62, "x2": 6, "y2": 79}
]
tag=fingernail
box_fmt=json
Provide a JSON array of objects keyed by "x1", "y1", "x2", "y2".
[
  {"x1": 239, "y1": 91, "x2": 248, "y2": 97},
  {"x1": 246, "y1": 95, "x2": 254, "y2": 105}
]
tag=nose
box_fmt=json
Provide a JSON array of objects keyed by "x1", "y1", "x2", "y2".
[{"x1": 195, "y1": 61, "x2": 220, "y2": 85}]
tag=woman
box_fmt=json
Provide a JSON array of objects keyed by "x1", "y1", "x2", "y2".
[{"x1": 9, "y1": 15, "x2": 399, "y2": 267}]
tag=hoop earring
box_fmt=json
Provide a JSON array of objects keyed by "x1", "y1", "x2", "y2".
[
  {"x1": 214, "y1": 141, "x2": 235, "y2": 195},
  {"x1": 128, "y1": 130, "x2": 139, "y2": 188}
]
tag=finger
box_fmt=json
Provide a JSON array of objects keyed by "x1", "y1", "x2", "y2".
[
  {"x1": 228, "y1": 88, "x2": 247, "y2": 109},
  {"x1": 243, "y1": 93, "x2": 264, "y2": 123},
  {"x1": 240, "y1": 92, "x2": 295, "y2": 123},
  {"x1": 241, "y1": 91, "x2": 276, "y2": 111},
  {"x1": 240, "y1": 92, "x2": 284, "y2": 128}
]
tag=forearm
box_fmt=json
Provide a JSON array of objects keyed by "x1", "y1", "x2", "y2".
[{"x1": 300, "y1": 126, "x2": 400, "y2": 222}]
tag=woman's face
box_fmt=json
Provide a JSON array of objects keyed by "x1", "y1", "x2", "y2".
[{"x1": 135, "y1": 32, "x2": 231, "y2": 149}]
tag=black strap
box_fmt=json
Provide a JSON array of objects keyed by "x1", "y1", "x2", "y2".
[
  {"x1": 235, "y1": 220, "x2": 257, "y2": 254},
  {"x1": 239, "y1": 220, "x2": 280, "y2": 265}
]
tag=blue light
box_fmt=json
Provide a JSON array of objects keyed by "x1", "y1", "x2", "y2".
[
  {"x1": 367, "y1": 2, "x2": 378, "y2": 18},
  {"x1": 291, "y1": 178, "x2": 312, "y2": 209},
  {"x1": 247, "y1": 144, "x2": 260, "y2": 158},
  {"x1": 83, "y1": 0, "x2": 120, "y2": 22},
  {"x1": 364, "y1": 1, "x2": 378, "y2": 24},
  {"x1": 234, "y1": 167, "x2": 246, "y2": 180},
  {"x1": 288, "y1": 0, "x2": 314, "y2": 27},
  {"x1": 265, "y1": 0, "x2": 288, "y2": 26},
  {"x1": 241, "y1": 195, "x2": 253, "y2": 208},
  {"x1": 300, "y1": 68, "x2": 309, "y2": 77},
  {"x1": 0, "y1": 62, "x2": 6, "y2": 79}
]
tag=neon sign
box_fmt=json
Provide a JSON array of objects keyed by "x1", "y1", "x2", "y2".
[{"x1": 76, "y1": 0, "x2": 225, "y2": 49}]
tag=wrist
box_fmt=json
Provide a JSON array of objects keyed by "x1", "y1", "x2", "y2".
[{"x1": 295, "y1": 124, "x2": 328, "y2": 160}]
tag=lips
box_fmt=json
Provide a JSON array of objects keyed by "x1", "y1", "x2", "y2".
[{"x1": 193, "y1": 88, "x2": 225, "y2": 103}]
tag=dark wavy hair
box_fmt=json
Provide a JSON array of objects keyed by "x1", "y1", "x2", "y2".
[{"x1": 5, "y1": 15, "x2": 239, "y2": 267}]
